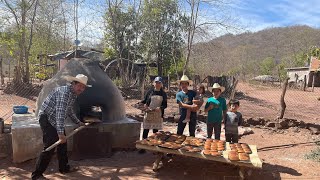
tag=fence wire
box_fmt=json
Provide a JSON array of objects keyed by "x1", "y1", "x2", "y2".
[{"x1": 1, "y1": 76, "x2": 319, "y2": 125}]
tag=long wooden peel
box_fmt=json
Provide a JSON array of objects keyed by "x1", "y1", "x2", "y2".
[{"x1": 44, "y1": 119, "x2": 102, "y2": 152}]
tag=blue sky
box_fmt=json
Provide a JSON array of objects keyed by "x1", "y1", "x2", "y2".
[
  {"x1": 74, "y1": 0, "x2": 320, "y2": 44},
  {"x1": 229, "y1": 0, "x2": 320, "y2": 32}
]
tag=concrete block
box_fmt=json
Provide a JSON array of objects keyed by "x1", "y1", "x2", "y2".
[
  {"x1": 96, "y1": 118, "x2": 141, "y2": 148},
  {"x1": 11, "y1": 114, "x2": 77, "y2": 163},
  {"x1": 0, "y1": 133, "x2": 12, "y2": 158},
  {"x1": 11, "y1": 114, "x2": 141, "y2": 163}
]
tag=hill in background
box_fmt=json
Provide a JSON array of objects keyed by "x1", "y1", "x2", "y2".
[{"x1": 190, "y1": 25, "x2": 320, "y2": 79}]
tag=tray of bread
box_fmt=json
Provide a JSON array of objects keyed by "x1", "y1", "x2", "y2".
[
  {"x1": 136, "y1": 139, "x2": 164, "y2": 146},
  {"x1": 182, "y1": 137, "x2": 205, "y2": 147},
  {"x1": 180, "y1": 145, "x2": 202, "y2": 153},
  {"x1": 148, "y1": 131, "x2": 171, "y2": 141},
  {"x1": 203, "y1": 139, "x2": 226, "y2": 151},
  {"x1": 229, "y1": 143, "x2": 252, "y2": 154},
  {"x1": 158, "y1": 142, "x2": 183, "y2": 150},
  {"x1": 202, "y1": 150, "x2": 223, "y2": 157},
  {"x1": 165, "y1": 134, "x2": 187, "y2": 144},
  {"x1": 228, "y1": 150, "x2": 250, "y2": 162}
]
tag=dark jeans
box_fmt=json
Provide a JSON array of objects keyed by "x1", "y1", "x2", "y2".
[
  {"x1": 226, "y1": 133, "x2": 239, "y2": 143},
  {"x1": 31, "y1": 114, "x2": 70, "y2": 179},
  {"x1": 207, "y1": 122, "x2": 221, "y2": 140},
  {"x1": 177, "y1": 113, "x2": 196, "y2": 137},
  {"x1": 142, "y1": 129, "x2": 158, "y2": 139}
]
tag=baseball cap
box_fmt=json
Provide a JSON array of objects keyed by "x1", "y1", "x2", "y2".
[{"x1": 154, "y1": 76, "x2": 163, "y2": 83}]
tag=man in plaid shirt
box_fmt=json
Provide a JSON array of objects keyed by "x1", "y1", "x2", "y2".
[{"x1": 32, "y1": 74, "x2": 91, "y2": 180}]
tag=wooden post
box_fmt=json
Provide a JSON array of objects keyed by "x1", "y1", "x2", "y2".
[
  {"x1": 230, "y1": 79, "x2": 239, "y2": 100},
  {"x1": 303, "y1": 75, "x2": 307, "y2": 91},
  {"x1": 312, "y1": 71, "x2": 316, "y2": 92},
  {"x1": 0, "y1": 57, "x2": 4, "y2": 86},
  {"x1": 279, "y1": 78, "x2": 289, "y2": 119},
  {"x1": 141, "y1": 68, "x2": 146, "y2": 100},
  {"x1": 167, "y1": 74, "x2": 170, "y2": 91}
]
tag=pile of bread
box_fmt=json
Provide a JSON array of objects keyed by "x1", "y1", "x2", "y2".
[
  {"x1": 228, "y1": 143, "x2": 251, "y2": 161},
  {"x1": 137, "y1": 139, "x2": 163, "y2": 146},
  {"x1": 166, "y1": 134, "x2": 186, "y2": 144},
  {"x1": 182, "y1": 137, "x2": 204, "y2": 147},
  {"x1": 202, "y1": 139, "x2": 225, "y2": 157},
  {"x1": 181, "y1": 145, "x2": 202, "y2": 153},
  {"x1": 159, "y1": 142, "x2": 182, "y2": 149},
  {"x1": 148, "y1": 131, "x2": 171, "y2": 141}
]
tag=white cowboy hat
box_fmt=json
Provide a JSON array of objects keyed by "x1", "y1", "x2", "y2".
[
  {"x1": 208, "y1": 83, "x2": 225, "y2": 92},
  {"x1": 64, "y1": 74, "x2": 92, "y2": 87},
  {"x1": 177, "y1": 75, "x2": 193, "y2": 85}
]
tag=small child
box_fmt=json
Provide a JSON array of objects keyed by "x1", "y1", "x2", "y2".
[
  {"x1": 225, "y1": 99, "x2": 243, "y2": 143},
  {"x1": 183, "y1": 84, "x2": 205, "y2": 123}
]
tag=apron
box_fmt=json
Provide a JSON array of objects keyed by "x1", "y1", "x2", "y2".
[{"x1": 143, "y1": 95, "x2": 163, "y2": 129}]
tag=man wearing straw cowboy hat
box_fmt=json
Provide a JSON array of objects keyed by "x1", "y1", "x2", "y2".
[
  {"x1": 32, "y1": 74, "x2": 91, "y2": 180},
  {"x1": 204, "y1": 83, "x2": 227, "y2": 140},
  {"x1": 176, "y1": 75, "x2": 198, "y2": 136}
]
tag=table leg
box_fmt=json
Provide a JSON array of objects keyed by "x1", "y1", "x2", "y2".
[
  {"x1": 153, "y1": 153, "x2": 164, "y2": 171},
  {"x1": 239, "y1": 167, "x2": 245, "y2": 180}
]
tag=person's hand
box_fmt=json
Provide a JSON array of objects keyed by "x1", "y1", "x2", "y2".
[
  {"x1": 191, "y1": 104, "x2": 198, "y2": 111},
  {"x1": 154, "y1": 107, "x2": 161, "y2": 112},
  {"x1": 58, "y1": 134, "x2": 67, "y2": 144}
]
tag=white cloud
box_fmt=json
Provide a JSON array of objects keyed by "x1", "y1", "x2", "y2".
[{"x1": 231, "y1": 0, "x2": 320, "y2": 34}]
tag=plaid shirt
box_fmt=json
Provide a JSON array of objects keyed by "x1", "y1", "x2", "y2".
[{"x1": 38, "y1": 84, "x2": 80, "y2": 134}]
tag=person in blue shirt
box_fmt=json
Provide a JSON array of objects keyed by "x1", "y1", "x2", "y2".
[
  {"x1": 176, "y1": 75, "x2": 198, "y2": 136},
  {"x1": 204, "y1": 83, "x2": 227, "y2": 140}
]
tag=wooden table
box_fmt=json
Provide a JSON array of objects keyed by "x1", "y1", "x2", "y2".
[{"x1": 136, "y1": 142, "x2": 262, "y2": 178}]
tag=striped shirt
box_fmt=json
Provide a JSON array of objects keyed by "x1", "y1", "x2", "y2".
[{"x1": 38, "y1": 84, "x2": 80, "y2": 134}]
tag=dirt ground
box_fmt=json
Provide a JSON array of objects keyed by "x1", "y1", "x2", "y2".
[{"x1": 1, "y1": 82, "x2": 320, "y2": 179}]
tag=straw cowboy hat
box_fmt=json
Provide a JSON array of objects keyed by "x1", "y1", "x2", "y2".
[
  {"x1": 177, "y1": 75, "x2": 193, "y2": 85},
  {"x1": 65, "y1": 74, "x2": 92, "y2": 87},
  {"x1": 208, "y1": 83, "x2": 225, "y2": 92}
]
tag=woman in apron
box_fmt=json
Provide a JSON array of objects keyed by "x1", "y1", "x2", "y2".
[{"x1": 138, "y1": 76, "x2": 167, "y2": 154}]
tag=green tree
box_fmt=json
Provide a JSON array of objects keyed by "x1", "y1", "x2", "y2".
[
  {"x1": 260, "y1": 57, "x2": 276, "y2": 75},
  {"x1": 140, "y1": 0, "x2": 183, "y2": 76}
]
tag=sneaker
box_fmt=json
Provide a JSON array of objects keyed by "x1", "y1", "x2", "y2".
[
  {"x1": 60, "y1": 166, "x2": 79, "y2": 174},
  {"x1": 182, "y1": 119, "x2": 190, "y2": 123},
  {"x1": 32, "y1": 175, "x2": 47, "y2": 180}
]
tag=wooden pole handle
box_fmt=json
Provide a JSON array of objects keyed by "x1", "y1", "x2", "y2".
[{"x1": 44, "y1": 123, "x2": 90, "y2": 152}]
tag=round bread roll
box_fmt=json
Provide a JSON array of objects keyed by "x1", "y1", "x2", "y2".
[
  {"x1": 237, "y1": 148, "x2": 245, "y2": 153},
  {"x1": 211, "y1": 151, "x2": 222, "y2": 156},
  {"x1": 229, "y1": 150, "x2": 238, "y2": 154},
  {"x1": 217, "y1": 147, "x2": 225, "y2": 151},
  {"x1": 241, "y1": 145, "x2": 250, "y2": 149},
  {"x1": 211, "y1": 147, "x2": 218, "y2": 151},
  {"x1": 239, "y1": 153, "x2": 250, "y2": 161},
  {"x1": 204, "y1": 146, "x2": 211, "y2": 150},
  {"x1": 203, "y1": 150, "x2": 211, "y2": 155},
  {"x1": 228, "y1": 154, "x2": 240, "y2": 161},
  {"x1": 206, "y1": 139, "x2": 213, "y2": 142}
]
